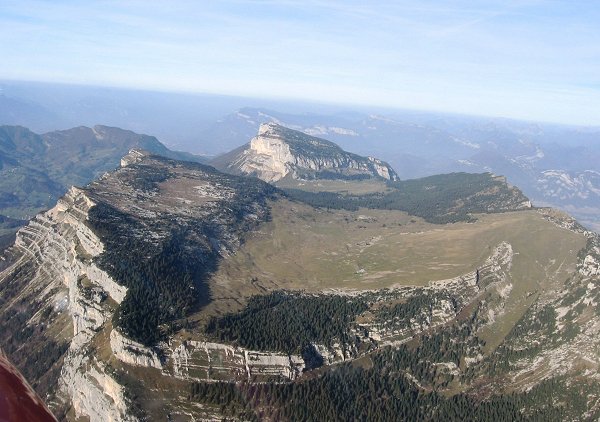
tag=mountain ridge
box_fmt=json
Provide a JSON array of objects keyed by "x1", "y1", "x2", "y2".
[
  {"x1": 0, "y1": 124, "x2": 205, "y2": 240},
  {"x1": 207, "y1": 107, "x2": 600, "y2": 232}
]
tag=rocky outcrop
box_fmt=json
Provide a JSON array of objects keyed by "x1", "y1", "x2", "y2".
[
  {"x1": 0, "y1": 184, "x2": 138, "y2": 421},
  {"x1": 170, "y1": 340, "x2": 305, "y2": 382},
  {"x1": 60, "y1": 355, "x2": 134, "y2": 422},
  {"x1": 120, "y1": 149, "x2": 148, "y2": 167},
  {"x1": 110, "y1": 329, "x2": 162, "y2": 369},
  {"x1": 0, "y1": 151, "x2": 278, "y2": 421},
  {"x1": 215, "y1": 123, "x2": 399, "y2": 182}
]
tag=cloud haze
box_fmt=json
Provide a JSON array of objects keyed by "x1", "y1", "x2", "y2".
[{"x1": 0, "y1": 0, "x2": 599, "y2": 124}]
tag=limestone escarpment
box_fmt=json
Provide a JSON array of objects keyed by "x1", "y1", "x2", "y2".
[
  {"x1": 0, "y1": 151, "x2": 280, "y2": 421},
  {"x1": 3, "y1": 147, "x2": 600, "y2": 420},
  {"x1": 170, "y1": 340, "x2": 305, "y2": 382},
  {"x1": 214, "y1": 122, "x2": 399, "y2": 182},
  {"x1": 0, "y1": 185, "x2": 134, "y2": 420},
  {"x1": 110, "y1": 329, "x2": 163, "y2": 369}
]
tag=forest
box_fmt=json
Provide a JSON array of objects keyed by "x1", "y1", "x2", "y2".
[
  {"x1": 284, "y1": 172, "x2": 528, "y2": 223},
  {"x1": 195, "y1": 288, "x2": 594, "y2": 420},
  {"x1": 87, "y1": 160, "x2": 277, "y2": 346},
  {"x1": 188, "y1": 347, "x2": 577, "y2": 421},
  {"x1": 206, "y1": 291, "x2": 368, "y2": 354},
  {"x1": 374, "y1": 290, "x2": 459, "y2": 331}
]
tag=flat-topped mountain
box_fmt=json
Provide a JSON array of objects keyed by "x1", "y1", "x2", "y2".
[
  {"x1": 1, "y1": 149, "x2": 599, "y2": 420},
  {"x1": 211, "y1": 122, "x2": 398, "y2": 182}
]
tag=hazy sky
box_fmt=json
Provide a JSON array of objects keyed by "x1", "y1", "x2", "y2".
[{"x1": 1, "y1": 0, "x2": 599, "y2": 125}]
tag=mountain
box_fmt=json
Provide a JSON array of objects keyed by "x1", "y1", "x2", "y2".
[
  {"x1": 0, "y1": 150, "x2": 275, "y2": 420},
  {"x1": 0, "y1": 80, "x2": 339, "y2": 154},
  {"x1": 0, "y1": 125, "x2": 204, "y2": 242},
  {"x1": 211, "y1": 122, "x2": 398, "y2": 182},
  {"x1": 0, "y1": 80, "x2": 245, "y2": 152},
  {"x1": 3, "y1": 79, "x2": 599, "y2": 231},
  {"x1": 2, "y1": 150, "x2": 600, "y2": 420},
  {"x1": 203, "y1": 107, "x2": 600, "y2": 232}
]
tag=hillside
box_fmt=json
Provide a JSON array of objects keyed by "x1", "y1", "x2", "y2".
[
  {"x1": 284, "y1": 172, "x2": 531, "y2": 224},
  {"x1": 211, "y1": 122, "x2": 398, "y2": 182},
  {"x1": 0, "y1": 151, "x2": 599, "y2": 420},
  {"x1": 0, "y1": 151, "x2": 275, "y2": 419},
  {"x1": 0, "y1": 125, "x2": 204, "y2": 241}
]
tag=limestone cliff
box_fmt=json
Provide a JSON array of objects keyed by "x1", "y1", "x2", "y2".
[
  {"x1": 212, "y1": 122, "x2": 399, "y2": 182},
  {"x1": 0, "y1": 150, "x2": 299, "y2": 421},
  {"x1": 3, "y1": 148, "x2": 599, "y2": 420},
  {"x1": 0, "y1": 185, "x2": 134, "y2": 420}
]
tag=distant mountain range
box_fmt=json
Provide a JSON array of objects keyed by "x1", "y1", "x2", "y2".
[
  {"x1": 1, "y1": 80, "x2": 599, "y2": 231},
  {"x1": 0, "y1": 80, "x2": 333, "y2": 154}
]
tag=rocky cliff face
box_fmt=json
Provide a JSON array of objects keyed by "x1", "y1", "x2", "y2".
[
  {"x1": 213, "y1": 123, "x2": 399, "y2": 182},
  {"x1": 0, "y1": 150, "x2": 288, "y2": 420},
  {"x1": 170, "y1": 340, "x2": 305, "y2": 382},
  {"x1": 0, "y1": 184, "x2": 133, "y2": 420}
]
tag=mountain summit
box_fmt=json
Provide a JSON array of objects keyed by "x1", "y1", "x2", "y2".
[{"x1": 212, "y1": 123, "x2": 398, "y2": 182}]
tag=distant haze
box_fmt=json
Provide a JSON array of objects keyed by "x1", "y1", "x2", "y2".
[{"x1": 1, "y1": 1, "x2": 600, "y2": 125}]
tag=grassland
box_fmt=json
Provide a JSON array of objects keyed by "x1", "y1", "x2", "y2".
[
  {"x1": 476, "y1": 212, "x2": 585, "y2": 352},
  {"x1": 207, "y1": 199, "x2": 585, "y2": 327},
  {"x1": 275, "y1": 176, "x2": 390, "y2": 195}
]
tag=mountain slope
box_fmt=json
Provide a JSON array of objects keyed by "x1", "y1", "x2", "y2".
[
  {"x1": 212, "y1": 122, "x2": 398, "y2": 182},
  {"x1": 283, "y1": 172, "x2": 531, "y2": 224},
  {"x1": 0, "y1": 125, "x2": 205, "y2": 238},
  {"x1": 0, "y1": 150, "x2": 275, "y2": 419}
]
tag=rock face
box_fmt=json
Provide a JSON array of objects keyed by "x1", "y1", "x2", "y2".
[
  {"x1": 0, "y1": 184, "x2": 134, "y2": 421},
  {"x1": 170, "y1": 340, "x2": 305, "y2": 382},
  {"x1": 212, "y1": 123, "x2": 399, "y2": 182},
  {"x1": 0, "y1": 150, "x2": 277, "y2": 421},
  {"x1": 110, "y1": 329, "x2": 162, "y2": 369}
]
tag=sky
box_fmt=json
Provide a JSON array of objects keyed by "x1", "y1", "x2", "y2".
[{"x1": 0, "y1": 0, "x2": 599, "y2": 125}]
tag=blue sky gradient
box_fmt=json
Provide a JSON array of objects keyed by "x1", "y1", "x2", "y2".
[{"x1": 1, "y1": 0, "x2": 599, "y2": 125}]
